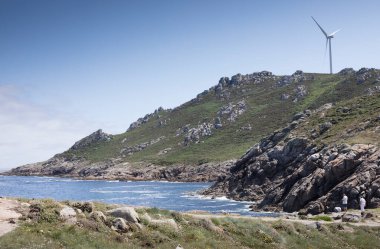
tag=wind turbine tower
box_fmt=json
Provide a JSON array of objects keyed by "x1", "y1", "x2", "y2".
[{"x1": 312, "y1": 17, "x2": 340, "y2": 74}]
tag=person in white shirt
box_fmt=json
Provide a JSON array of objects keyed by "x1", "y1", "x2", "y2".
[
  {"x1": 359, "y1": 197, "x2": 366, "y2": 212},
  {"x1": 342, "y1": 194, "x2": 348, "y2": 211}
]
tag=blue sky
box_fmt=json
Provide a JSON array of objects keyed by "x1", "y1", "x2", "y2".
[{"x1": 1, "y1": 0, "x2": 380, "y2": 170}]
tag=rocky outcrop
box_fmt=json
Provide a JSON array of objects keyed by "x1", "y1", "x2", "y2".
[
  {"x1": 338, "y1": 68, "x2": 356, "y2": 76},
  {"x1": 356, "y1": 67, "x2": 378, "y2": 84},
  {"x1": 120, "y1": 136, "x2": 165, "y2": 155},
  {"x1": 276, "y1": 70, "x2": 314, "y2": 87},
  {"x1": 213, "y1": 71, "x2": 277, "y2": 99},
  {"x1": 127, "y1": 107, "x2": 167, "y2": 131},
  {"x1": 217, "y1": 100, "x2": 247, "y2": 122},
  {"x1": 202, "y1": 110, "x2": 380, "y2": 214},
  {"x1": 183, "y1": 123, "x2": 213, "y2": 146},
  {"x1": 70, "y1": 129, "x2": 112, "y2": 150},
  {"x1": 6, "y1": 157, "x2": 234, "y2": 182}
]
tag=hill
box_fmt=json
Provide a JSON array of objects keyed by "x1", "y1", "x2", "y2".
[
  {"x1": 202, "y1": 90, "x2": 380, "y2": 214},
  {"x1": 6, "y1": 67, "x2": 380, "y2": 184}
]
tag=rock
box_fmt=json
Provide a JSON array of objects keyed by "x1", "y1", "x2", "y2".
[
  {"x1": 334, "y1": 207, "x2": 342, "y2": 212},
  {"x1": 338, "y1": 68, "x2": 355, "y2": 76},
  {"x1": 293, "y1": 112, "x2": 306, "y2": 121},
  {"x1": 203, "y1": 114, "x2": 380, "y2": 214},
  {"x1": 176, "y1": 244, "x2": 184, "y2": 249},
  {"x1": 59, "y1": 206, "x2": 77, "y2": 224},
  {"x1": 280, "y1": 93, "x2": 290, "y2": 100},
  {"x1": 107, "y1": 207, "x2": 140, "y2": 223},
  {"x1": 90, "y1": 211, "x2": 107, "y2": 223},
  {"x1": 217, "y1": 100, "x2": 247, "y2": 122},
  {"x1": 366, "y1": 86, "x2": 380, "y2": 96},
  {"x1": 121, "y1": 136, "x2": 165, "y2": 155},
  {"x1": 183, "y1": 123, "x2": 213, "y2": 145},
  {"x1": 214, "y1": 117, "x2": 222, "y2": 129},
  {"x1": 293, "y1": 85, "x2": 308, "y2": 102},
  {"x1": 363, "y1": 212, "x2": 375, "y2": 219},
  {"x1": 70, "y1": 130, "x2": 111, "y2": 150},
  {"x1": 356, "y1": 68, "x2": 376, "y2": 84},
  {"x1": 342, "y1": 213, "x2": 360, "y2": 223},
  {"x1": 319, "y1": 122, "x2": 332, "y2": 134},
  {"x1": 71, "y1": 202, "x2": 94, "y2": 213},
  {"x1": 112, "y1": 218, "x2": 130, "y2": 233},
  {"x1": 150, "y1": 218, "x2": 179, "y2": 231}
]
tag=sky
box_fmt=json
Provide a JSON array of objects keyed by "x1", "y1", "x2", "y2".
[{"x1": 1, "y1": 0, "x2": 380, "y2": 170}]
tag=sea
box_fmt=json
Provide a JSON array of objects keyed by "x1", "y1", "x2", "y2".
[{"x1": 0, "y1": 175, "x2": 276, "y2": 217}]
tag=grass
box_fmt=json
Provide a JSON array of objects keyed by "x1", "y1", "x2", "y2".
[
  {"x1": 1, "y1": 199, "x2": 380, "y2": 249},
  {"x1": 311, "y1": 215, "x2": 333, "y2": 222},
  {"x1": 53, "y1": 70, "x2": 380, "y2": 167}
]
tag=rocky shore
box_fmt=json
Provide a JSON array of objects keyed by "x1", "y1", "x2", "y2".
[
  {"x1": 4, "y1": 158, "x2": 234, "y2": 182},
  {"x1": 202, "y1": 107, "x2": 380, "y2": 215}
]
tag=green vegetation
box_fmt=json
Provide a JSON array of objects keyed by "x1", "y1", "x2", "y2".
[
  {"x1": 295, "y1": 92, "x2": 380, "y2": 146},
  {"x1": 311, "y1": 215, "x2": 333, "y2": 222},
  {"x1": 60, "y1": 70, "x2": 380, "y2": 166},
  {"x1": 1, "y1": 199, "x2": 380, "y2": 249}
]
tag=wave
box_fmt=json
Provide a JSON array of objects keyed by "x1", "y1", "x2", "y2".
[{"x1": 90, "y1": 190, "x2": 157, "y2": 194}]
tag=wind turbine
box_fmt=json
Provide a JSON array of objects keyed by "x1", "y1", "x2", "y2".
[{"x1": 311, "y1": 16, "x2": 341, "y2": 74}]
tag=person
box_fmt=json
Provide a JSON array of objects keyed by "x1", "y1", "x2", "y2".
[
  {"x1": 342, "y1": 193, "x2": 348, "y2": 211},
  {"x1": 360, "y1": 196, "x2": 366, "y2": 212}
]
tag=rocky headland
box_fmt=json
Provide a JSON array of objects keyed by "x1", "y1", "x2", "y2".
[
  {"x1": 202, "y1": 96, "x2": 380, "y2": 214},
  {"x1": 4, "y1": 68, "x2": 380, "y2": 215}
]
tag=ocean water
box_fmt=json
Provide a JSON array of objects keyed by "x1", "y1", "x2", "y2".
[{"x1": 0, "y1": 175, "x2": 275, "y2": 217}]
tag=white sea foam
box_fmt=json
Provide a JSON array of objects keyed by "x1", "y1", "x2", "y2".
[{"x1": 90, "y1": 190, "x2": 157, "y2": 194}]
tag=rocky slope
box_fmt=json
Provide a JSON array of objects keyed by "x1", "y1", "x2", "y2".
[
  {"x1": 202, "y1": 93, "x2": 380, "y2": 214},
  {"x1": 5, "y1": 68, "x2": 380, "y2": 188}
]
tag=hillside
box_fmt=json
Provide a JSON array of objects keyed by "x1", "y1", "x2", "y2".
[
  {"x1": 6, "y1": 67, "x2": 380, "y2": 182},
  {"x1": 203, "y1": 91, "x2": 380, "y2": 214}
]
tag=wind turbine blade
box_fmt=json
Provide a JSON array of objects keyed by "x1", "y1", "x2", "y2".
[
  {"x1": 329, "y1": 29, "x2": 341, "y2": 37},
  {"x1": 311, "y1": 16, "x2": 328, "y2": 38}
]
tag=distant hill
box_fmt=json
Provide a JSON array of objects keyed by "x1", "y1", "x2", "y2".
[{"x1": 6, "y1": 67, "x2": 380, "y2": 186}]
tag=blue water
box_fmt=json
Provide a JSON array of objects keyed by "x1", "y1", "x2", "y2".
[{"x1": 0, "y1": 176, "x2": 273, "y2": 216}]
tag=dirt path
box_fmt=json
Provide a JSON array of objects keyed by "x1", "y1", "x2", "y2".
[
  {"x1": 0, "y1": 198, "x2": 22, "y2": 236},
  {"x1": 186, "y1": 212, "x2": 380, "y2": 227}
]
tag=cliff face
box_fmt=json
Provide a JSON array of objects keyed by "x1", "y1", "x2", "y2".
[{"x1": 203, "y1": 94, "x2": 380, "y2": 214}]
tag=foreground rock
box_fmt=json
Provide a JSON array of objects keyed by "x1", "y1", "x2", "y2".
[{"x1": 107, "y1": 207, "x2": 140, "y2": 224}]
